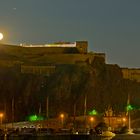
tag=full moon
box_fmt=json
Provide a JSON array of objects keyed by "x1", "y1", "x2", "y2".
[{"x1": 0, "y1": 33, "x2": 3, "y2": 40}]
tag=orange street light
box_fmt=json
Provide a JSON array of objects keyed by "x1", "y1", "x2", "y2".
[
  {"x1": 0, "y1": 113, "x2": 4, "y2": 125},
  {"x1": 90, "y1": 117, "x2": 94, "y2": 122},
  {"x1": 60, "y1": 113, "x2": 64, "y2": 128},
  {"x1": 60, "y1": 114, "x2": 64, "y2": 119},
  {"x1": 122, "y1": 117, "x2": 126, "y2": 126},
  {"x1": 89, "y1": 117, "x2": 94, "y2": 128},
  {"x1": 122, "y1": 117, "x2": 126, "y2": 122}
]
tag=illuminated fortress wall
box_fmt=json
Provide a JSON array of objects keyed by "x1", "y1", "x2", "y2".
[
  {"x1": 20, "y1": 41, "x2": 88, "y2": 54},
  {"x1": 0, "y1": 41, "x2": 105, "y2": 75},
  {"x1": 121, "y1": 68, "x2": 140, "y2": 82},
  {"x1": 0, "y1": 41, "x2": 88, "y2": 55}
]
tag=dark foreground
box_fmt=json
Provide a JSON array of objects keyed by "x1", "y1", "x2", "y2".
[
  {"x1": 1, "y1": 134, "x2": 140, "y2": 140},
  {"x1": 0, "y1": 135, "x2": 108, "y2": 140},
  {"x1": 112, "y1": 134, "x2": 140, "y2": 140}
]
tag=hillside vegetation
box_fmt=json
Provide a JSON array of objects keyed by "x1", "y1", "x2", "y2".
[{"x1": 0, "y1": 58, "x2": 140, "y2": 122}]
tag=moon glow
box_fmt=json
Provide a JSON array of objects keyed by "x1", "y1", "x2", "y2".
[{"x1": 0, "y1": 33, "x2": 3, "y2": 40}]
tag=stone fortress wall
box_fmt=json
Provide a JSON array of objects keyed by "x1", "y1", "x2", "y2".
[
  {"x1": 0, "y1": 41, "x2": 140, "y2": 82},
  {"x1": 21, "y1": 65, "x2": 56, "y2": 76},
  {"x1": 121, "y1": 68, "x2": 140, "y2": 82},
  {"x1": 0, "y1": 41, "x2": 105, "y2": 75}
]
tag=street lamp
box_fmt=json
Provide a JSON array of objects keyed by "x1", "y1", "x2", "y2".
[
  {"x1": 89, "y1": 117, "x2": 94, "y2": 128},
  {"x1": 60, "y1": 113, "x2": 64, "y2": 128},
  {"x1": 0, "y1": 113, "x2": 4, "y2": 125},
  {"x1": 122, "y1": 117, "x2": 126, "y2": 126}
]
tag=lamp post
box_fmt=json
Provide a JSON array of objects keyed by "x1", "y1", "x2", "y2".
[
  {"x1": 0, "y1": 113, "x2": 4, "y2": 127},
  {"x1": 122, "y1": 117, "x2": 126, "y2": 126},
  {"x1": 90, "y1": 117, "x2": 94, "y2": 128},
  {"x1": 60, "y1": 113, "x2": 64, "y2": 128}
]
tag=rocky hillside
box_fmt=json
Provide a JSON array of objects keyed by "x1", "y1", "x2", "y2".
[{"x1": 0, "y1": 58, "x2": 140, "y2": 122}]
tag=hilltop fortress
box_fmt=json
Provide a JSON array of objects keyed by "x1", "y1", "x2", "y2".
[
  {"x1": 0, "y1": 41, "x2": 105, "y2": 75},
  {"x1": 0, "y1": 41, "x2": 139, "y2": 82}
]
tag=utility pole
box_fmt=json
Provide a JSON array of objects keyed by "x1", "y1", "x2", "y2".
[
  {"x1": 39, "y1": 103, "x2": 42, "y2": 115},
  {"x1": 84, "y1": 94, "x2": 87, "y2": 116},
  {"x1": 84, "y1": 94, "x2": 87, "y2": 129},
  {"x1": 12, "y1": 98, "x2": 14, "y2": 128},
  {"x1": 46, "y1": 96, "x2": 49, "y2": 119},
  {"x1": 73, "y1": 103, "x2": 76, "y2": 128},
  {"x1": 4, "y1": 101, "x2": 7, "y2": 129}
]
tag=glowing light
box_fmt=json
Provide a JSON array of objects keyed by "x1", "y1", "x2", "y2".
[
  {"x1": 29, "y1": 115, "x2": 37, "y2": 121},
  {"x1": 127, "y1": 104, "x2": 133, "y2": 111},
  {"x1": 28, "y1": 115, "x2": 44, "y2": 121},
  {"x1": 60, "y1": 113, "x2": 64, "y2": 119},
  {"x1": 0, "y1": 33, "x2": 3, "y2": 40},
  {"x1": 0, "y1": 113, "x2": 3, "y2": 118},
  {"x1": 122, "y1": 117, "x2": 126, "y2": 122},
  {"x1": 90, "y1": 117, "x2": 94, "y2": 122},
  {"x1": 60, "y1": 113, "x2": 64, "y2": 127},
  {"x1": 0, "y1": 113, "x2": 4, "y2": 124},
  {"x1": 89, "y1": 109, "x2": 98, "y2": 115}
]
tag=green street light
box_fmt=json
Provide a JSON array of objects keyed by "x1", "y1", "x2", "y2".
[
  {"x1": 89, "y1": 109, "x2": 98, "y2": 116},
  {"x1": 28, "y1": 115, "x2": 44, "y2": 121},
  {"x1": 126, "y1": 104, "x2": 133, "y2": 111}
]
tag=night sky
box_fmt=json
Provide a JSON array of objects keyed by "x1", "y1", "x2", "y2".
[{"x1": 0, "y1": 0, "x2": 140, "y2": 68}]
